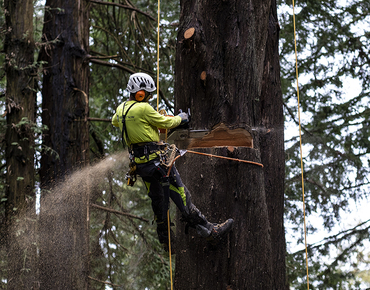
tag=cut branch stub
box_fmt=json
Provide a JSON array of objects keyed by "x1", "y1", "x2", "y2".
[
  {"x1": 200, "y1": 71, "x2": 206, "y2": 80},
  {"x1": 200, "y1": 71, "x2": 207, "y2": 86},
  {"x1": 184, "y1": 27, "x2": 195, "y2": 40},
  {"x1": 183, "y1": 27, "x2": 195, "y2": 49}
]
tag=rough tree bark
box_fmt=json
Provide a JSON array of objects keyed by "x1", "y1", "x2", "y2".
[
  {"x1": 174, "y1": 0, "x2": 286, "y2": 289},
  {"x1": 4, "y1": 0, "x2": 37, "y2": 289},
  {"x1": 38, "y1": 1, "x2": 90, "y2": 289}
]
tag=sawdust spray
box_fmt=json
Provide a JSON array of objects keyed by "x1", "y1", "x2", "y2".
[{"x1": 4, "y1": 151, "x2": 129, "y2": 286}]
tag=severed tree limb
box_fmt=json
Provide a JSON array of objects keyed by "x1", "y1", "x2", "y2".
[
  {"x1": 91, "y1": 203, "x2": 149, "y2": 222},
  {"x1": 90, "y1": 0, "x2": 155, "y2": 21}
]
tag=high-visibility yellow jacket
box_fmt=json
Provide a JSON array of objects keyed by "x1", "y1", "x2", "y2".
[{"x1": 112, "y1": 100, "x2": 181, "y2": 146}]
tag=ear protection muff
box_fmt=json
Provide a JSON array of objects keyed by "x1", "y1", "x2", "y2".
[{"x1": 135, "y1": 90, "x2": 146, "y2": 102}]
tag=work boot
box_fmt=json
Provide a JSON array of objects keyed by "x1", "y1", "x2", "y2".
[
  {"x1": 183, "y1": 205, "x2": 234, "y2": 239},
  {"x1": 210, "y1": 218, "x2": 234, "y2": 240},
  {"x1": 195, "y1": 218, "x2": 234, "y2": 240}
]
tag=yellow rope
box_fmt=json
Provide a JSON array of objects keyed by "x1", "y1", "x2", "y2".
[
  {"x1": 156, "y1": 0, "x2": 160, "y2": 112},
  {"x1": 292, "y1": 1, "x2": 310, "y2": 289},
  {"x1": 167, "y1": 210, "x2": 173, "y2": 290},
  {"x1": 156, "y1": 1, "x2": 173, "y2": 288}
]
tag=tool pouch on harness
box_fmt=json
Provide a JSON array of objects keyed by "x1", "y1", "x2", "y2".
[{"x1": 125, "y1": 161, "x2": 137, "y2": 186}]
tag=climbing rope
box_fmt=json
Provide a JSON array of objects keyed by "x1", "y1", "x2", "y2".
[
  {"x1": 156, "y1": 2, "x2": 174, "y2": 288},
  {"x1": 156, "y1": 0, "x2": 160, "y2": 112},
  {"x1": 292, "y1": 1, "x2": 310, "y2": 289},
  {"x1": 186, "y1": 150, "x2": 264, "y2": 167}
]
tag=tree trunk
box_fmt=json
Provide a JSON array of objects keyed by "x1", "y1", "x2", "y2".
[
  {"x1": 259, "y1": 1, "x2": 287, "y2": 288},
  {"x1": 174, "y1": 0, "x2": 286, "y2": 289},
  {"x1": 4, "y1": 0, "x2": 37, "y2": 289},
  {"x1": 38, "y1": 1, "x2": 90, "y2": 289}
]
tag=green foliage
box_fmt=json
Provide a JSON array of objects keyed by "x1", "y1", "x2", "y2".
[
  {"x1": 88, "y1": 1, "x2": 179, "y2": 288},
  {"x1": 279, "y1": 0, "x2": 370, "y2": 288},
  {"x1": 1, "y1": 0, "x2": 369, "y2": 288},
  {"x1": 89, "y1": 168, "x2": 176, "y2": 289}
]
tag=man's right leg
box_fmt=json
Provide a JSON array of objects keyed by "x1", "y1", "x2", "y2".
[{"x1": 165, "y1": 165, "x2": 234, "y2": 240}]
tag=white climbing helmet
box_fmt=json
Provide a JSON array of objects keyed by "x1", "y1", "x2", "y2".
[{"x1": 127, "y1": 72, "x2": 156, "y2": 94}]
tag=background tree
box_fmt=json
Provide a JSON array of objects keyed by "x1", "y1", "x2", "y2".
[
  {"x1": 173, "y1": 0, "x2": 286, "y2": 289},
  {"x1": 3, "y1": 0, "x2": 37, "y2": 288},
  {"x1": 38, "y1": 0, "x2": 90, "y2": 289}
]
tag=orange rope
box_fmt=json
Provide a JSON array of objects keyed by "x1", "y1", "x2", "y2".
[{"x1": 186, "y1": 150, "x2": 264, "y2": 168}]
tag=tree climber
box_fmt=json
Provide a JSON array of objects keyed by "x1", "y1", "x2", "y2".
[{"x1": 112, "y1": 72, "x2": 234, "y2": 250}]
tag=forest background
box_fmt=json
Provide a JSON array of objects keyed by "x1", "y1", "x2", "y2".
[{"x1": 0, "y1": 0, "x2": 369, "y2": 289}]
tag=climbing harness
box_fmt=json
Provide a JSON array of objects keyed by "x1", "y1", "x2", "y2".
[
  {"x1": 292, "y1": 1, "x2": 310, "y2": 289},
  {"x1": 121, "y1": 101, "x2": 138, "y2": 186},
  {"x1": 120, "y1": 101, "x2": 138, "y2": 148}
]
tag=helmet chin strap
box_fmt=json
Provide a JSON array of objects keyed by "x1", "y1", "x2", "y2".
[{"x1": 144, "y1": 93, "x2": 152, "y2": 102}]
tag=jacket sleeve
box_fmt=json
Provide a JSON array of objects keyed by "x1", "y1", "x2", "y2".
[
  {"x1": 144, "y1": 104, "x2": 182, "y2": 129},
  {"x1": 112, "y1": 113, "x2": 120, "y2": 127}
]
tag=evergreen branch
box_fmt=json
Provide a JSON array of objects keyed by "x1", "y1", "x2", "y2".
[
  {"x1": 90, "y1": 203, "x2": 149, "y2": 222},
  {"x1": 283, "y1": 102, "x2": 313, "y2": 137},
  {"x1": 87, "y1": 117, "x2": 111, "y2": 122},
  {"x1": 159, "y1": 89, "x2": 174, "y2": 112},
  {"x1": 328, "y1": 235, "x2": 363, "y2": 268},
  {"x1": 92, "y1": 25, "x2": 134, "y2": 66},
  {"x1": 293, "y1": 219, "x2": 370, "y2": 255},
  {"x1": 89, "y1": 58, "x2": 135, "y2": 74},
  {"x1": 111, "y1": 191, "x2": 149, "y2": 245},
  {"x1": 85, "y1": 54, "x2": 119, "y2": 60},
  {"x1": 87, "y1": 58, "x2": 173, "y2": 112},
  {"x1": 89, "y1": 50, "x2": 153, "y2": 74},
  {"x1": 90, "y1": 0, "x2": 156, "y2": 21},
  {"x1": 88, "y1": 276, "x2": 124, "y2": 288},
  {"x1": 108, "y1": 229, "x2": 129, "y2": 252}
]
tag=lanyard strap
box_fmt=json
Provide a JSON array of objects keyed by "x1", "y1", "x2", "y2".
[{"x1": 121, "y1": 101, "x2": 137, "y2": 147}]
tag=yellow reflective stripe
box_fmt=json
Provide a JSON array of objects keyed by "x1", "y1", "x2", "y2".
[
  {"x1": 134, "y1": 152, "x2": 159, "y2": 164},
  {"x1": 169, "y1": 185, "x2": 186, "y2": 206},
  {"x1": 144, "y1": 181, "x2": 151, "y2": 194}
]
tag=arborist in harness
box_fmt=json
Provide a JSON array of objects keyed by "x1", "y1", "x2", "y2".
[{"x1": 112, "y1": 72, "x2": 233, "y2": 250}]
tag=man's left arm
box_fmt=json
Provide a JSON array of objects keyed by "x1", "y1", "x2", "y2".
[{"x1": 112, "y1": 113, "x2": 120, "y2": 127}]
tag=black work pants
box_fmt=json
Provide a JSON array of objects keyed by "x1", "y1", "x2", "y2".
[{"x1": 135, "y1": 158, "x2": 192, "y2": 224}]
